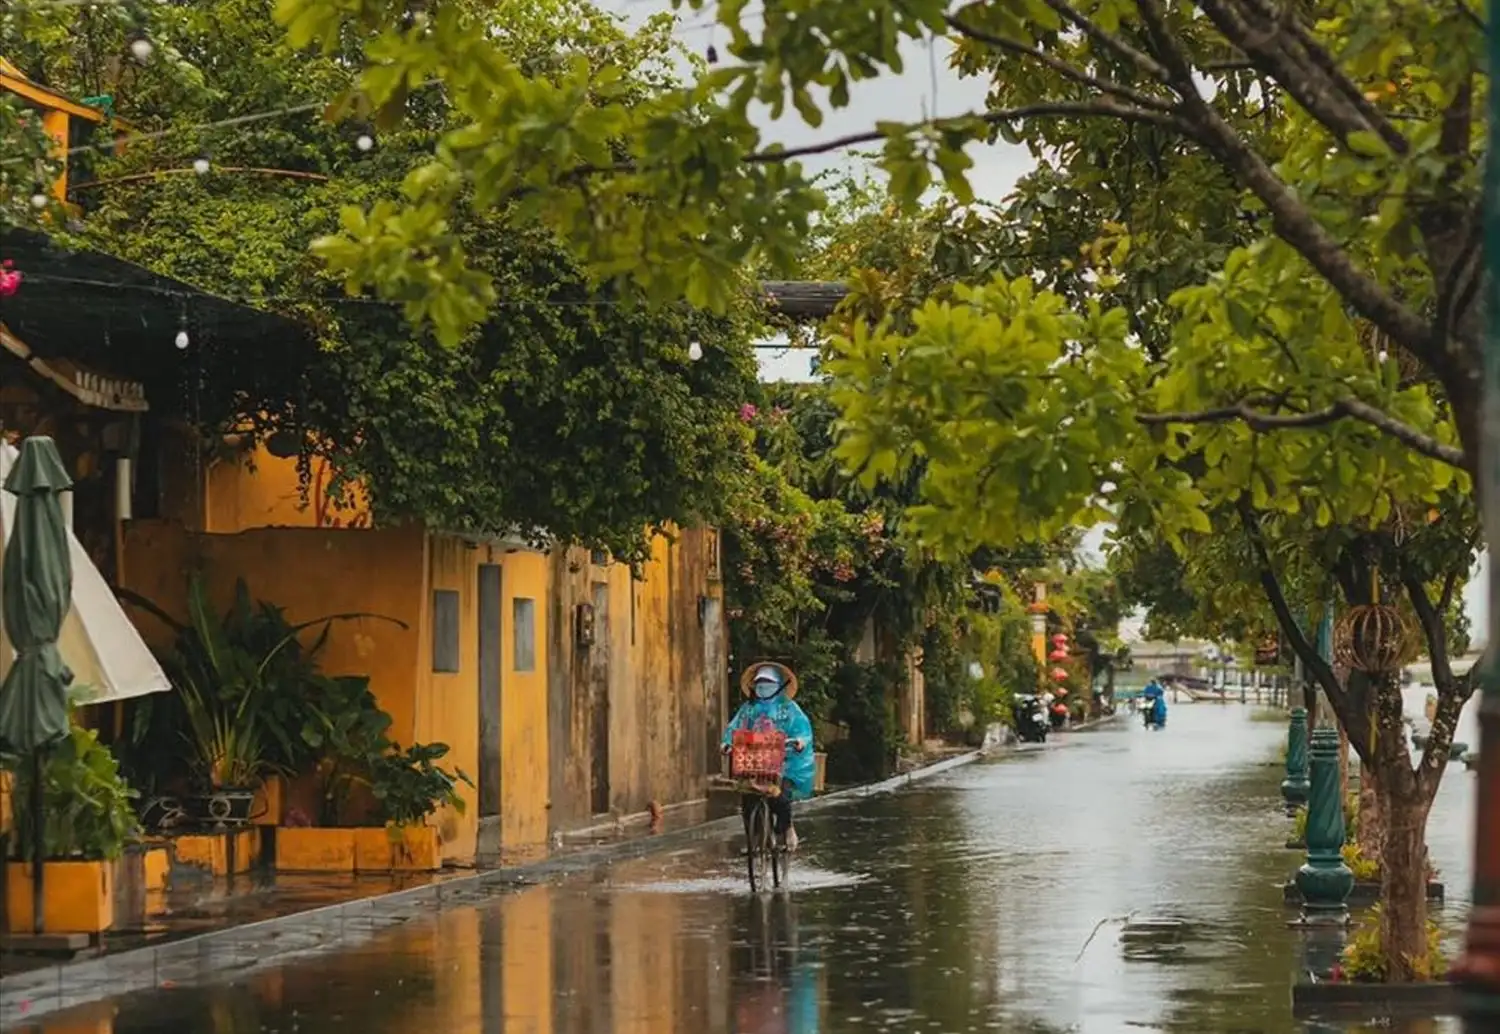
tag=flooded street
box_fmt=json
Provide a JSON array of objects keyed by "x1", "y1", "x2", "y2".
[{"x1": 20, "y1": 703, "x2": 1475, "y2": 1034}]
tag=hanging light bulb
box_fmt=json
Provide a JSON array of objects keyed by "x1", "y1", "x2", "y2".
[
  {"x1": 356, "y1": 133, "x2": 375, "y2": 152},
  {"x1": 29, "y1": 190, "x2": 48, "y2": 210},
  {"x1": 129, "y1": 34, "x2": 154, "y2": 63},
  {"x1": 192, "y1": 155, "x2": 211, "y2": 175},
  {"x1": 175, "y1": 311, "x2": 190, "y2": 350},
  {"x1": 1377, "y1": 349, "x2": 1389, "y2": 363},
  {"x1": 688, "y1": 340, "x2": 703, "y2": 361}
]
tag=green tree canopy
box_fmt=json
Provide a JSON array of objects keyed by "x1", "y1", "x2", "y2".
[{"x1": 9, "y1": 0, "x2": 761, "y2": 559}]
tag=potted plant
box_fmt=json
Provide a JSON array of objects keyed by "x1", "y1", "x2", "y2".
[
  {"x1": 3, "y1": 724, "x2": 139, "y2": 933},
  {"x1": 276, "y1": 671, "x2": 470, "y2": 873},
  {"x1": 121, "y1": 577, "x2": 405, "y2": 832},
  {"x1": 360, "y1": 742, "x2": 471, "y2": 870},
  {"x1": 175, "y1": 664, "x2": 267, "y2": 824}
]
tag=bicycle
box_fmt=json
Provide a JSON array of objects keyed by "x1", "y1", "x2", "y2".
[{"x1": 719, "y1": 728, "x2": 791, "y2": 893}]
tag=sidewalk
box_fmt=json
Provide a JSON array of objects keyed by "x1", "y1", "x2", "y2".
[{"x1": 1, "y1": 715, "x2": 1119, "y2": 1022}]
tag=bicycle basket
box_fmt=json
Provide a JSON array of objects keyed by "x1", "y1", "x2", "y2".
[{"x1": 730, "y1": 728, "x2": 786, "y2": 780}]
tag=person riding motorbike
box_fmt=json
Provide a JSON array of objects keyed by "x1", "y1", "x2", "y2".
[
  {"x1": 1141, "y1": 677, "x2": 1168, "y2": 728},
  {"x1": 721, "y1": 662, "x2": 815, "y2": 851}
]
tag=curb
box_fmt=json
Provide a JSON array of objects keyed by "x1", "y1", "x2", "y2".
[{"x1": 0, "y1": 739, "x2": 1009, "y2": 1021}]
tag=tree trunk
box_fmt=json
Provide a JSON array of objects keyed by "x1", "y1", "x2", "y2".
[
  {"x1": 1358, "y1": 763, "x2": 1383, "y2": 862},
  {"x1": 1379, "y1": 783, "x2": 1433, "y2": 981},
  {"x1": 1338, "y1": 720, "x2": 1351, "y2": 810}
]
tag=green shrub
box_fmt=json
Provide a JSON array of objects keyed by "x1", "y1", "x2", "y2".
[
  {"x1": 1293, "y1": 806, "x2": 1307, "y2": 843},
  {"x1": 7, "y1": 724, "x2": 139, "y2": 861},
  {"x1": 1338, "y1": 905, "x2": 1445, "y2": 982},
  {"x1": 1342, "y1": 842, "x2": 1380, "y2": 882}
]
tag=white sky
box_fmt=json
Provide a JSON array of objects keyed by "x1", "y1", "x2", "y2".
[
  {"x1": 609, "y1": 0, "x2": 1036, "y2": 202},
  {"x1": 617, "y1": 1, "x2": 1490, "y2": 648}
]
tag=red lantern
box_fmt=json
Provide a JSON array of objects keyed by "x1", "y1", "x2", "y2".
[
  {"x1": 1050, "y1": 667, "x2": 1068, "y2": 680},
  {"x1": 1051, "y1": 633, "x2": 1068, "y2": 645},
  {"x1": 1048, "y1": 648, "x2": 1069, "y2": 661}
]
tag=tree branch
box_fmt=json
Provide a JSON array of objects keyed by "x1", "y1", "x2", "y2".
[
  {"x1": 1196, "y1": 0, "x2": 1408, "y2": 154},
  {"x1": 1137, "y1": 397, "x2": 1470, "y2": 469},
  {"x1": 1212, "y1": 155, "x2": 1423, "y2": 364},
  {"x1": 741, "y1": 101, "x2": 1191, "y2": 164},
  {"x1": 944, "y1": 16, "x2": 1175, "y2": 111},
  {"x1": 1454, "y1": 0, "x2": 1488, "y2": 34},
  {"x1": 1039, "y1": 0, "x2": 1171, "y2": 82},
  {"x1": 1236, "y1": 497, "x2": 1360, "y2": 749},
  {"x1": 1134, "y1": 0, "x2": 1205, "y2": 93},
  {"x1": 1401, "y1": 564, "x2": 1455, "y2": 689}
]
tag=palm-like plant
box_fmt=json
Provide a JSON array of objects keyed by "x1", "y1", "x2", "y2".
[{"x1": 170, "y1": 576, "x2": 278, "y2": 789}]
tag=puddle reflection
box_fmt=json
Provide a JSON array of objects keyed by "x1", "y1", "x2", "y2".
[{"x1": 15, "y1": 704, "x2": 1474, "y2": 1034}]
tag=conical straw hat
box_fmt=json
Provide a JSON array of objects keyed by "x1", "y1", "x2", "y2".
[{"x1": 739, "y1": 660, "x2": 798, "y2": 700}]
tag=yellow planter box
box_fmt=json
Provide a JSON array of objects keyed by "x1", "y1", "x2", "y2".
[
  {"x1": 275, "y1": 826, "x2": 356, "y2": 872},
  {"x1": 172, "y1": 829, "x2": 261, "y2": 876},
  {"x1": 354, "y1": 824, "x2": 441, "y2": 872},
  {"x1": 252, "y1": 775, "x2": 285, "y2": 827},
  {"x1": 5, "y1": 860, "x2": 114, "y2": 934},
  {"x1": 143, "y1": 845, "x2": 170, "y2": 891}
]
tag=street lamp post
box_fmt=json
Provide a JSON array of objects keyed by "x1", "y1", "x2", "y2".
[
  {"x1": 1282, "y1": 706, "x2": 1310, "y2": 815},
  {"x1": 1455, "y1": 4, "x2": 1500, "y2": 1020},
  {"x1": 1297, "y1": 726, "x2": 1354, "y2": 921}
]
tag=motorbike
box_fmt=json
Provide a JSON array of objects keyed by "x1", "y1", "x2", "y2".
[
  {"x1": 1142, "y1": 698, "x2": 1166, "y2": 730},
  {"x1": 1013, "y1": 694, "x2": 1049, "y2": 743}
]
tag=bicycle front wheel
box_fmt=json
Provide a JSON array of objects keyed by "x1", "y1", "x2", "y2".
[{"x1": 746, "y1": 798, "x2": 775, "y2": 893}]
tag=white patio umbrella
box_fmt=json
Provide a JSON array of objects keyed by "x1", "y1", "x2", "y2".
[{"x1": 0, "y1": 442, "x2": 170, "y2": 704}]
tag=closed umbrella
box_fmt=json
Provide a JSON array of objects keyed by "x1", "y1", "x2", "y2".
[{"x1": 0, "y1": 437, "x2": 75, "y2": 934}]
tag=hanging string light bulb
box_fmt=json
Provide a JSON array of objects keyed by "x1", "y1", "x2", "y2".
[
  {"x1": 129, "y1": 31, "x2": 154, "y2": 64},
  {"x1": 356, "y1": 132, "x2": 375, "y2": 152},
  {"x1": 174, "y1": 309, "x2": 190, "y2": 350},
  {"x1": 688, "y1": 340, "x2": 704, "y2": 361},
  {"x1": 29, "y1": 188, "x2": 49, "y2": 210},
  {"x1": 192, "y1": 153, "x2": 211, "y2": 175}
]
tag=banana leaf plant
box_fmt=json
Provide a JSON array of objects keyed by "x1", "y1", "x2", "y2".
[{"x1": 118, "y1": 575, "x2": 405, "y2": 794}]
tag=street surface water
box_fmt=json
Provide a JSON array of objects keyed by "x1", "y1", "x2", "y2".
[{"x1": 18, "y1": 701, "x2": 1475, "y2": 1034}]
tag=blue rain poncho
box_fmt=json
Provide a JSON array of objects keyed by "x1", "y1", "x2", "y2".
[
  {"x1": 1142, "y1": 679, "x2": 1168, "y2": 725},
  {"x1": 723, "y1": 664, "x2": 816, "y2": 800}
]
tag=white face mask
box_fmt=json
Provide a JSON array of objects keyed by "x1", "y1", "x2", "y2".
[{"x1": 754, "y1": 682, "x2": 779, "y2": 700}]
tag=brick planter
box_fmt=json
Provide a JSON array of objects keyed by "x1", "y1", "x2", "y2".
[
  {"x1": 276, "y1": 825, "x2": 441, "y2": 872},
  {"x1": 1292, "y1": 979, "x2": 1459, "y2": 1021}
]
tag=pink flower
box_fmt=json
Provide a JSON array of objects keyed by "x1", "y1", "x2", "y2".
[
  {"x1": 0, "y1": 263, "x2": 20, "y2": 298},
  {"x1": 739, "y1": 403, "x2": 758, "y2": 422}
]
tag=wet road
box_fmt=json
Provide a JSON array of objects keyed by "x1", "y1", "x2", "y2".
[{"x1": 19, "y1": 702, "x2": 1475, "y2": 1034}]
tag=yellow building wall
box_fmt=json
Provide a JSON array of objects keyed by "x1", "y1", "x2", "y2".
[
  {"x1": 417, "y1": 535, "x2": 477, "y2": 858},
  {"x1": 117, "y1": 519, "x2": 428, "y2": 796},
  {"x1": 500, "y1": 548, "x2": 550, "y2": 850},
  {"x1": 130, "y1": 441, "x2": 723, "y2": 861},
  {"x1": 547, "y1": 528, "x2": 724, "y2": 831},
  {"x1": 203, "y1": 443, "x2": 372, "y2": 533}
]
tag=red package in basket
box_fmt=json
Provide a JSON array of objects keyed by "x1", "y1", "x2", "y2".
[{"x1": 731, "y1": 728, "x2": 786, "y2": 780}]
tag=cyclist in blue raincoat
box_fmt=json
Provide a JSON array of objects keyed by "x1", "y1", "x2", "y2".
[
  {"x1": 722, "y1": 661, "x2": 815, "y2": 850},
  {"x1": 1142, "y1": 678, "x2": 1168, "y2": 728}
]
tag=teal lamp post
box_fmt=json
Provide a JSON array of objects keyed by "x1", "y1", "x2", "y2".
[
  {"x1": 1296, "y1": 725, "x2": 1354, "y2": 920},
  {"x1": 1282, "y1": 706, "x2": 1310, "y2": 815}
]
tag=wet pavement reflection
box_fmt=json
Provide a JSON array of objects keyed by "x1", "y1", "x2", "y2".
[{"x1": 19, "y1": 703, "x2": 1474, "y2": 1034}]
